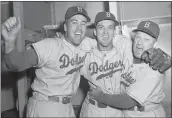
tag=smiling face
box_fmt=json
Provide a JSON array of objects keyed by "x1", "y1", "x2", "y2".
[
  {"x1": 94, "y1": 20, "x2": 115, "y2": 51},
  {"x1": 64, "y1": 14, "x2": 87, "y2": 46},
  {"x1": 133, "y1": 31, "x2": 157, "y2": 59}
]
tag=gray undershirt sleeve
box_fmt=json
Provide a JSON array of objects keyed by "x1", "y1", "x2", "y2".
[{"x1": 4, "y1": 46, "x2": 38, "y2": 72}]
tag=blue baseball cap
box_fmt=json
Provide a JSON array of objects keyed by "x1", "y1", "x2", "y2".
[
  {"x1": 133, "y1": 20, "x2": 160, "y2": 39},
  {"x1": 65, "y1": 6, "x2": 91, "y2": 22}
]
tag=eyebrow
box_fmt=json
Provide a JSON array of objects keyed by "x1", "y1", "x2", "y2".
[
  {"x1": 109, "y1": 25, "x2": 114, "y2": 27},
  {"x1": 70, "y1": 19, "x2": 77, "y2": 22},
  {"x1": 70, "y1": 19, "x2": 87, "y2": 23},
  {"x1": 82, "y1": 21, "x2": 87, "y2": 23},
  {"x1": 144, "y1": 37, "x2": 150, "y2": 40},
  {"x1": 97, "y1": 24, "x2": 103, "y2": 27}
]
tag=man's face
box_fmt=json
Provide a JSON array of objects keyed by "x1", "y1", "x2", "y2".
[
  {"x1": 64, "y1": 14, "x2": 87, "y2": 46},
  {"x1": 133, "y1": 31, "x2": 156, "y2": 58},
  {"x1": 94, "y1": 20, "x2": 115, "y2": 50}
]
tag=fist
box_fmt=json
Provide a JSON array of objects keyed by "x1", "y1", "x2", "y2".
[
  {"x1": 89, "y1": 87, "x2": 102, "y2": 100},
  {"x1": 1, "y1": 17, "x2": 21, "y2": 42},
  {"x1": 141, "y1": 48, "x2": 171, "y2": 73}
]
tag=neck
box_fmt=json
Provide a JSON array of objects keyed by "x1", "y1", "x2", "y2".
[
  {"x1": 133, "y1": 57, "x2": 144, "y2": 64},
  {"x1": 97, "y1": 44, "x2": 113, "y2": 51},
  {"x1": 64, "y1": 33, "x2": 78, "y2": 47}
]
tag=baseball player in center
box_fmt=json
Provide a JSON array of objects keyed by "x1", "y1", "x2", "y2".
[{"x1": 79, "y1": 11, "x2": 132, "y2": 117}]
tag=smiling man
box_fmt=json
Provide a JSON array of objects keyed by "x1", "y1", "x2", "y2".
[
  {"x1": 79, "y1": 11, "x2": 132, "y2": 117},
  {"x1": 1, "y1": 6, "x2": 97, "y2": 117}
]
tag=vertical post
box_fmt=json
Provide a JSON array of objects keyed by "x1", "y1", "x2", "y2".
[
  {"x1": 109, "y1": 2, "x2": 123, "y2": 34},
  {"x1": 109, "y1": 1, "x2": 121, "y2": 21},
  {"x1": 50, "y1": 2, "x2": 55, "y2": 25},
  {"x1": 13, "y1": 2, "x2": 28, "y2": 117}
]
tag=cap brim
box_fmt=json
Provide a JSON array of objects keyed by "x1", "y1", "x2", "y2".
[
  {"x1": 83, "y1": 15, "x2": 91, "y2": 22},
  {"x1": 114, "y1": 20, "x2": 119, "y2": 26},
  {"x1": 95, "y1": 19, "x2": 119, "y2": 26},
  {"x1": 74, "y1": 13, "x2": 91, "y2": 22},
  {"x1": 65, "y1": 13, "x2": 91, "y2": 22},
  {"x1": 132, "y1": 28, "x2": 156, "y2": 39}
]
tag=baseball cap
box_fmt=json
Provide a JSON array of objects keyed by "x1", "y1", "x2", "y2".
[
  {"x1": 133, "y1": 20, "x2": 160, "y2": 39},
  {"x1": 95, "y1": 11, "x2": 119, "y2": 26},
  {"x1": 65, "y1": 6, "x2": 91, "y2": 22}
]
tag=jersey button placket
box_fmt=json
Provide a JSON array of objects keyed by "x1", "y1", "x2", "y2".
[
  {"x1": 72, "y1": 48, "x2": 77, "y2": 93},
  {"x1": 103, "y1": 55, "x2": 111, "y2": 93}
]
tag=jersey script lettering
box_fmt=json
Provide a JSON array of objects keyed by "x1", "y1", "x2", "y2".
[
  {"x1": 89, "y1": 60, "x2": 125, "y2": 80},
  {"x1": 59, "y1": 54, "x2": 86, "y2": 75}
]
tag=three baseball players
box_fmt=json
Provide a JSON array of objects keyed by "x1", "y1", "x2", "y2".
[{"x1": 1, "y1": 5, "x2": 171, "y2": 117}]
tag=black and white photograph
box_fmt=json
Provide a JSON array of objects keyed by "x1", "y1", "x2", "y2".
[{"x1": 1, "y1": 1, "x2": 171, "y2": 118}]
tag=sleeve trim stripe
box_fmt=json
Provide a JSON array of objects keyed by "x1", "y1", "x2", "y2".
[
  {"x1": 126, "y1": 91, "x2": 144, "y2": 106},
  {"x1": 32, "y1": 44, "x2": 41, "y2": 67}
]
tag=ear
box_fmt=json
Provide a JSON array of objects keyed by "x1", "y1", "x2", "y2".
[
  {"x1": 64, "y1": 22, "x2": 67, "y2": 32},
  {"x1": 153, "y1": 42, "x2": 158, "y2": 48},
  {"x1": 93, "y1": 29, "x2": 97, "y2": 37}
]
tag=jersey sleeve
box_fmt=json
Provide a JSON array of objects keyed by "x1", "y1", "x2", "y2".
[
  {"x1": 126, "y1": 72, "x2": 163, "y2": 106},
  {"x1": 113, "y1": 35, "x2": 133, "y2": 73},
  {"x1": 4, "y1": 47, "x2": 38, "y2": 72},
  {"x1": 113, "y1": 35, "x2": 133, "y2": 92},
  {"x1": 32, "y1": 38, "x2": 60, "y2": 67},
  {"x1": 80, "y1": 37, "x2": 97, "y2": 52}
]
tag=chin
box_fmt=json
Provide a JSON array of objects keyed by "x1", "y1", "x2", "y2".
[
  {"x1": 74, "y1": 42, "x2": 81, "y2": 46},
  {"x1": 134, "y1": 55, "x2": 141, "y2": 59},
  {"x1": 75, "y1": 38, "x2": 83, "y2": 44},
  {"x1": 134, "y1": 52, "x2": 142, "y2": 59}
]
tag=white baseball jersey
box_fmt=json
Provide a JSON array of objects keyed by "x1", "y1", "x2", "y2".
[
  {"x1": 27, "y1": 36, "x2": 97, "y2": 117},
  {"x1": 113, "y1": 35, "x2": 133, "y2": 91},
  {"x1": 124, "y1": 63, "x2": 166, "y2": 117},
  {"x1": 31, "y1": 36, "x2": 96, "y2": 96},
  {"x1": 80, "y1": 35, "x2": 133, "y2": 117}
]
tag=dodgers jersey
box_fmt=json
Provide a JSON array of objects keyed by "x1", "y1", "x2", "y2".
[
  {"x1": 80, "y1": 35, "x2": 134, "y2": 117},
  {"x1": 31, "y1": 36, "x2": 97, "y2": 96},
  {"x1": 125, "y1": 63, "x2": 165, "y2": 117},
  {"x1": 81, "y1": 46, "x2": 130, "y2": 94}
]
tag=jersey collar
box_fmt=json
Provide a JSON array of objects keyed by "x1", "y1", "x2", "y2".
[{"x1": 92, "y1": 46, "x2": 118, "y2": 60}]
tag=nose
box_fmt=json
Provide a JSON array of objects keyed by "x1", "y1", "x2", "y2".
[
  {"x1": 77, "y1": 23, "x2": 82, "y2": 30},
  {"x1": 137, "y1": 38, "x2": 142, "y2": 45},
  {"x1": 103, "y1": 28, "x2": 108, "y2": 35}
]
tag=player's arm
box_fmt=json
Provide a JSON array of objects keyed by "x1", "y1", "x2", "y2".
[
  {"x1": 114, "y1": 35, "x2": 134, "y2": 87},
  {"x1": 3, "y1": 46, "x2": 38, "y2": 72},
  {"x1": 1, "y1": 17, "x2": 38, "y2": 72},
  {"x1": 80, "y1": 53, "x2": 91, "y2": 80},
  {"x1": 90, "y1": 87, "x2": 139, "y2": 109}
]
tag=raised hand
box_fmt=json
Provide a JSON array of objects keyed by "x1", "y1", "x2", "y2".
[
  {"x1": 141, "y1": 48, "x2": 171, "y2": 73},
  {"x1": 89, "y1": 87, "x2": 103, "y2": 100},
  {"x1": 1, "y1": 17, "x2": 21, "y2": 53}
]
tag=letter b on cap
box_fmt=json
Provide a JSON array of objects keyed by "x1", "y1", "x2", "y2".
[
  {"x1": 106, "y1": 12, "x2": 111, "y2": 17},
  {"x1": 144, "y1": 22, "x2": 150, "y2": 28},
  {"x1": 77, "y1": 7, "x2": 82, "y2": 12}
]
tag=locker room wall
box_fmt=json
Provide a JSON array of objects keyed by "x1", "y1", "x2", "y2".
[{"x1": 118, "y1": 2, "x2": 171, "y2": 21}]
